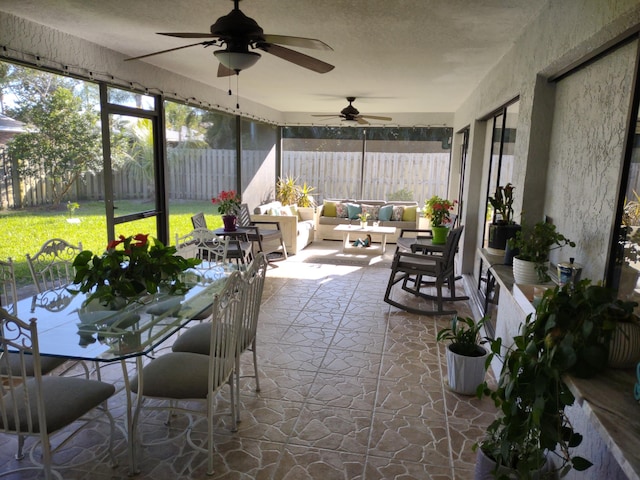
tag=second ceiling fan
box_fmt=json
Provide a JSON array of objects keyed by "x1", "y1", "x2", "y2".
[
  {"x1": 125, "y1": 0, "x2": 334, "y2": 77},
  {"x1": 313, "y1": 97, "x2": 393, "y2": 125}
]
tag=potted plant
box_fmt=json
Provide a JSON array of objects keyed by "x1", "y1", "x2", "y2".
[
  {"x1": 487, "y1": 184, "x2": 520, "y2": 250},
  {"x1": 297, "y1": 182, "x2": 316, "y2": 208},
  {"x1": 357, "y1": 212, "x2": 370, "y2": 228},
  {"x1": 275, "y1": 175, "x2": 299, "y2": 206},
  {"x1": 71, "y1": 233, "x2": 200, "y2": 308},
  {"x1": 436, "y1": 315, "x2": 489, "y2": 395},
  {"x1": 507, "y1": 221, "x2": 575, "y2": 284},
  {"x1": 424, "y1": 195, "x2": 457, "y2": 245},
  {"x1": 212, "y1": 190, "x2": 241, "y2": 232}
]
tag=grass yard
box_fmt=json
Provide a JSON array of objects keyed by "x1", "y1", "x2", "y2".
[{"x1": 0, "y1": 199, "x2": 223, "y2": 288}]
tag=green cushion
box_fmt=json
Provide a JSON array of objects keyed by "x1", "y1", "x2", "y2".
[
  {"x1": 346, "y1": 203, "x2": 362, "y2": 220},
  {"x1": 322, "y1": 201, "x2": 337, "y2": 217},
  {"x1": 402, "y1": 206, "x2": 418, "y2": 221},
  {"x1": 378, "y1": 205, "x2": 393, "y2": 221},
  {"x1": 172, "y1": 322, "x2": 251, "y2": 355}
]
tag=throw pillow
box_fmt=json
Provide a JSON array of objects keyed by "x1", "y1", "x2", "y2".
[
  {"x1": 336, "y1": 203, "x2": 349, "y2": 218},
  {"x1": 269, "y1": 207, "x2": 282, "y2": 216},
  {"x1": 323, "y1": 200, "x2": 337, "y2": 217},
  {"x1": 391, "y1": 205, "x2": 404, "y2": 221},
  {"x1": 289, "y1": 204, "x2": 298, "y2": 217},
  {"x1": 402, "y1": 205, "x2": 418, "y2": 222},
  {"x1": 346, "y1": 203, "x2": 362, "y2": 220},
  {"x1": 378, "y1": 204, "x2": 393, "y2": 221},
  {"x1": 361, "y1": 204, "x2": 380, "y2": 221},
  {"x1": 281, "y1": 205, "x2": 293, "y2": 216}
]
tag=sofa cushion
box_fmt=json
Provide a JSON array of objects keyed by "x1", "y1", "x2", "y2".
[
  {"x1": 361, "y1": 204, "x2": 380, "y2": 221},
  {"x1": 402, "y1": 205, "x2": 418, "y2": 221},
  {"x1": 391, "y1": 205, "x2": 404, "y2": 221},
  {"x1": 378, "y1": 204, "x2": 393, "y2": 221},
  {"x1": 318, "y1": 216, "x2": 347, "y2": 226},
  {"x1": 346, "y1": 203, "x2": 362, "y2": 219},
  {"x1": 255, "y1": 201, "x2": 283, "y2": 215},
  {"x1": 336, "y1": 203, "x2": 349, "y2": 218},
  {"x1": 323, "y1": 200, "x2": 337, "y2": 217}
]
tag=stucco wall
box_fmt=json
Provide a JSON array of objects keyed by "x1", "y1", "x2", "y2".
[
  {"x1": 546, "y1": 40, "x2": 637, "y2": 281},
  {"x1": 454, "y1": 0, "x2": 640, "y2": 275}
]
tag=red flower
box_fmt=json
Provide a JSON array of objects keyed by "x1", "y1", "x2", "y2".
[{"x1": 212, "y1": 190, "x2": 241, "y2": 216}]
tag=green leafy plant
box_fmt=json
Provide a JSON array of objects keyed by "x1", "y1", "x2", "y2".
[
  {"x1": 357, "y1": 212, "x2": 370, "y2": 222},
  {"x1": 424, "y1": 195, "x2": 456, "y2": 227},
  {"x1": 298, "y1": 182, "x2": 316, "y2": 207},
  {"x1": 66, "y1": 201, "x2": 80, "y2": 217},
  {"x1": 476, "y1": 280, "x2": 637, "y2": 478},
  {"x1": 71, "y1": 233, "x2": 201, "y2": 307},
  {"x1": 436, "y1": 315, "x2": 488, "y2": 357},
  {"x1": 276, "y1": 175, "x2": 316, "y2": 207},
  {"x1": 488, "y1": 183, "x2": 515, "y2": 224},
  {"x1": 508, "y1": 221, "x2": 575, "y2": 281}
]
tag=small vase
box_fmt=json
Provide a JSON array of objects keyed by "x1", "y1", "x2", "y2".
[
  {"x1": 223, "y1": 214, "x2": 237, "y2": 232},
  {"x1": 360, "y1": 221, "x2": 368, "y2": 229},
  {"x1": 432, "y1": 226, "x2": 448, "y2": 245}
]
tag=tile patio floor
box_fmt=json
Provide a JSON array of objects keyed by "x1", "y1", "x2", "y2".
[{"x1": 0, "y1": 240, "x2": 497, "y2": 479}]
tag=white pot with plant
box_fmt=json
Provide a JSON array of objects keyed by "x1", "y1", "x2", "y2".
[{"x1": 436, "y1": 315, "x2": 489, "y2": 395}]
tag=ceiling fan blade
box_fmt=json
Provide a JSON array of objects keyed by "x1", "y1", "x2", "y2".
[
  {"x1": 356, "y1": 117, "x2": 370, "y2": 125},
  {"x1": 158, "y1": 32, "x2": 219, "y2": 39},
  {"x1": 217, "y1": 63, "x2": 236, "y2": 77},
  {"x1": 124, "y1": 41, "x2": 209, "y2": 61},
  {"x1": 261, "y1": 34, "x2": 333, "y2": 51},
  {"x1": 257, "y1": 43, "x2": 334, "y2": 73},
  {"x1": 360, "y1": 115, "x2": 393, "y2": 121}
]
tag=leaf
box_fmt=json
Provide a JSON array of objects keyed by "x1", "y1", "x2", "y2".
[{"x1": 571, "y1": 456, "x2": 593, "y2": 471}]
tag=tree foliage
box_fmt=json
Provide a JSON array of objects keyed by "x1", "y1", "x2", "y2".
[{"x1": 8, "y1": 86, "x2": 102, "y2": 205}]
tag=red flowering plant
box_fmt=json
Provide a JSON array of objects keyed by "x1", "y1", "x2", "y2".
[
  {"x1": 71, "y1": 233, "x2": 200, "y2": 307},
  {"x1": 212, "y1": 190, "x2": 241, "y2": 216},
  {"x1": 424, "y1": 195, "x2": 457, "y2": 227}
]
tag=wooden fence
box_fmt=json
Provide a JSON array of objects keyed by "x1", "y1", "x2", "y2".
[{"x1": 0, "y1": 147, "x2": 452, "y2": 208}]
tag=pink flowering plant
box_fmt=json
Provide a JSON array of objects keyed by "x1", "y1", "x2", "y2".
[
  {"x1": 71, "y1": 233, "x2": 200, "y2": 307},
  {"x1": 212, "y1": 190, "x2": 241, "y2": 216},
  {"x1": 424, "y1": 195, "x2": 457, "y2": 227}
]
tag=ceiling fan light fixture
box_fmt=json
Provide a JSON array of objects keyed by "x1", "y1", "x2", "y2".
[
  {"x1": 342, "y1": 119, "x2": 360, "y2": 126},
  {"x1": 214, "y1": 50, "x2": 261, "y2": 71}
]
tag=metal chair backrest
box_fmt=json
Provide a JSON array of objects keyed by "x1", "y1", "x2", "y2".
[
  {"x1": 0, "y1": 258, "x2": 17, "y2": 314},
  {"x1": 191, "y1": 212, "x2": 208, "y2": 229},
  {"x1": 238, "y1": 203, "x2": 253, "y2": 228},
  {"x1": 238, "y1": 252, "x2": 268, "y2": 353},
  {"x1": 26, "y1": 239, "x2": 82, "y2": 293},
  {"x1": 175, "y1": 228, "x2": 229, "y2": 265}
]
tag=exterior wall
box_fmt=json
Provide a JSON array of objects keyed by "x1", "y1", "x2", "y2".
[{"x1": 453, "y1": 0, "x2": 640, "y2": 280}]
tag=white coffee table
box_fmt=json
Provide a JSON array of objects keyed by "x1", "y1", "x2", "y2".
[{"x1": 333, "y1": 224, "x2": 397, "y2": 255}]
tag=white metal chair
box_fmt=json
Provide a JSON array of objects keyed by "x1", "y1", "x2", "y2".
[
  {"x1": 175, "y1": 228, "x2": 229, "y2": 265},
  {"x1": 0, "y1": 307, "x2": 117, "y2": 480},
  {"x1": 172, "y1": 252, "x2": 268, "y2": 422},
  {"x1": 130, "y1": 271, "x2": 244, "y2": 476},
  {"x1": 26, "y1": 238, "x2": 83, "y2": 293}
]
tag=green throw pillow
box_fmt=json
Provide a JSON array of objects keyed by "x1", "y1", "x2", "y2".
[
  {"x1": 323, "y1": 200, "x2": 337, "y2": 217},
  {"x1": 347, "y1": 203, "x2": 362, "y2": 220},
  {"x1": 402, "y1": 206, "x2": 418, "y2": 222},
  {"x1": 378, "y1": 205, "x2": 393, "y2": 221}
]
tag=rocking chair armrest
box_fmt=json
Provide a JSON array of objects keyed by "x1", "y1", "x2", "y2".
[{"x1": 398, "y1": 228, "x2": 433, "y2": 238}]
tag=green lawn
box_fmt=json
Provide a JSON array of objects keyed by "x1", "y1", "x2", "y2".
[{"x1": 0, "y1": 200, "x2": 223, "y2": 288}]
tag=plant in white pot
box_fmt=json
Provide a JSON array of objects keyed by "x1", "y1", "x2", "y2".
[
  {"x1": 507, "y1": 221, "x2": 575, "y2": 284},
  {"x1": 436, "y1": 315, "x2": 489, "y2": 395}
]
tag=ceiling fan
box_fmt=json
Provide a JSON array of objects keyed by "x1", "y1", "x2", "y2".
[
  {"x1": 313, "y1": 97, "x2": 393, "y2": 125},
  {"x1": 125, "y1": 0, "x2": 334, "y2": 77}
]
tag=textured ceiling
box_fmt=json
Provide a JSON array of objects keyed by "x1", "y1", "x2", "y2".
[{"x1": 0, "y1": 0, "x2": 547, "y2": 119}]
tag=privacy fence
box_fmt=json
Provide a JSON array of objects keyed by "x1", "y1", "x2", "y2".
[{"x1": 0, "y1": 147, "x2": 452, "y2": 209}]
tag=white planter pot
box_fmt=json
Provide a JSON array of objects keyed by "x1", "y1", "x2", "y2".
[
  {"x1": 512, "y1": 257, "x2": 548, "y2": 284},
  {"x1": 446, "y1": 344, "x2": 488, "y2": 395},
  {"x1": 609, "y1": 322, "x2": 640, "y2": 368},
  {"x1": 474, "y1": 448, "x2": 552, "y2": 480}
]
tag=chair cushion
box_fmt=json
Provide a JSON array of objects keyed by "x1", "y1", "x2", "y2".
[
  {"x1": 0, "y1": 376, "x2": 115, "y2": 433},
  {"x1": 172, "y1": 322, "x2": 251, "y2": 355},
  {"x1": 131, "y1": 352, "x2": 218, "y2": 399},
  {"x1": 1, "y1": 354, "x2": 67, "y2": 376}
]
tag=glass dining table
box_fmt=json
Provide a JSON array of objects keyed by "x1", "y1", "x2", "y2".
[{"x1": 12, "y1": 264, "x2": 233, "y2": 475}]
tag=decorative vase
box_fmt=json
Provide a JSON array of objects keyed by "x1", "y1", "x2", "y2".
[
  {"x1": 446, "y1": 344, "x2": 488, "y2": 395},
  {"x1": 512, "y1": 257, "x2": 547, "y2": 284},
  {"x1": 222, "y1": 214, "x2": 238, "y2": 232},
  {"x1": 488, "y1": 224, "x2": 521, "y2": 250},
  {"x1": 432, "y1": 226, "x2": 448, "y2": 245},
  {"x1": 360, "y1": 221, "x2": 368, "y2": 229},
  {"x1": 608, "y1": 322, "x2": 640, "y2": 368}
]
